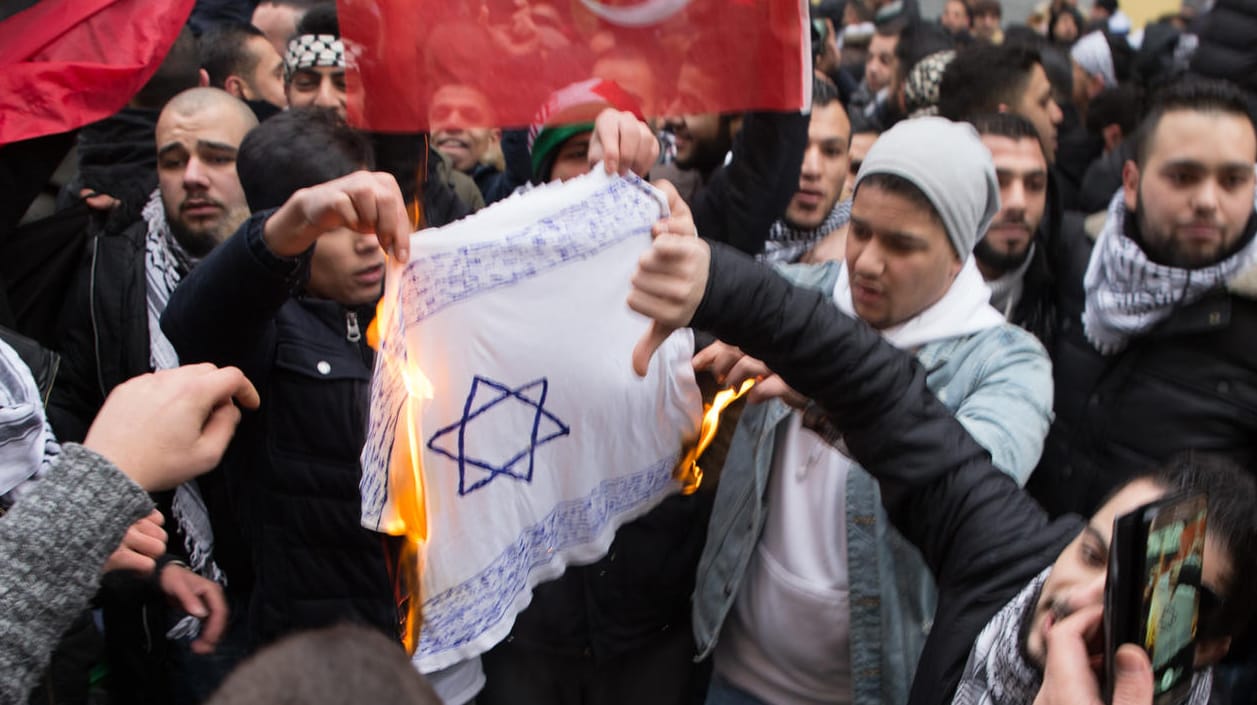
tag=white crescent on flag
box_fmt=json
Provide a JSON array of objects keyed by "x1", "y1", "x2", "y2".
[{"x1": 578, "y1": 0, "x2": 693, "y2": 27}]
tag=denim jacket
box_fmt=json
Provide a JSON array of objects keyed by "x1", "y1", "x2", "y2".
[{"x1": 692, "y1": 261, "x2": 1053, "y2": 705}]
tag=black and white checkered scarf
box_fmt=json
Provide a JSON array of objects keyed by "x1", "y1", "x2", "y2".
[
  {"x1": 1082, "y1": 185, "x2": 1257, "y2": 354},
  {"x1": 759, "y1": 198, "x2": 851, "y2": 264}
]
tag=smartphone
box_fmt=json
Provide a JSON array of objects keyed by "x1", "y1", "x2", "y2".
[{"x1": 1104, "y1": 491, "x2": 1207, "y2": 705}]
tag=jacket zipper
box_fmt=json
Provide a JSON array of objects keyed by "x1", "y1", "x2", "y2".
[{"x1": 345, "y1": 311, "x2": 362, "y2": 343}]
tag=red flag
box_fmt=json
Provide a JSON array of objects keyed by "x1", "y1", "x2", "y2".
[
  {"x1": 0, "y1": 0, "x2": 194, "y2": 146},
  {"x1": 339, "y1": 0, "x2": 810, "y2": 133}
]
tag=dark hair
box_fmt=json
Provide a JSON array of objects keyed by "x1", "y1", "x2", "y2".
[
  {"x1": 259, "y1": 0, "x2": 331, "y2": 9},
  {"x1": 895, "y1": 22, "x2": 956, "y2": 84},
  {"x1": 1085, "y1": 84, "x2": 1143, "y2": 137},
  {"x1": 1142, "y1": 452, "x2": 1257, "y2": 638},
  {"x1": 854, "y1": 172, "x2": 943, "y2": 226},
  {"x1": 1131, "y1": 78, "x2": 1257, "y2": 167},
  {"x1": 813, "y1": 76, "x2": 842, "y2": 110},
  {"x1": 205, "y1": 624, "x2": 442, "y2": 705},
  {"x1": 969, "y1": 111, "x2": 1041, "y2": 143},
  {"x1": 971, "y1": 0, "x2": 1002, "y2": 18},
  {"x1": 237, "y1": 107, "x2": 373, "y2": 212},
  {"x1": 1047, "y1": 5, "x2": 1084, "y2": 44},
  {"x1": 847, "y1": 0, "x2": 876, "y2": 23},
  {"x1": 200, "y1": 22, "x2": 267, "y2": 89},
  {"x1": 132, "y1": 27, "x2": 202, "y2": 109},
  {"x1": 938, "y1": 43, "x2": 1040, "y2": 121},
  {"x1": 295, "y1": 2, "x2": 338, "y2": 36}
]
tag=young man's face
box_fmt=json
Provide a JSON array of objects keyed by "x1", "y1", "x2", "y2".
[
  {"x1": 241, "y1": 35, "x2": 287, "y2": 109},
  {"x1": 975, "y1": 134, "x2": 1048, "y2": 277},
  {"x1": 155, "y1": 102, "x2": 254, "y2": 257},
  {"x1": 941, "y1": 0, "x2": 971, "y2": 34},
  {"x1": 784, "y1": 102, "x2": 851, "y2": 230},
  {"x1": 663, "y1": 64, "x2": 731, "y2": 172},
  {"x1": 842, "y1": 132, "x2": 879, "y2": 203},
  {"x1": 973, "y1": 9, "x2": 1002, "y2": 40},
  {"x1": 307, "y1": 227, "x2": 386, "y2": 307},
  {"x1": 1027, "y1": 479, "x2": 1234, "y2": 669},
  {"x1": 1123, "y1": 109, "x2": 1257, "y2": 269},
  {"x1": 429, "y1": 85, "x2": 501, "y2": 173},
  {"x1": 846, "y1": 183, "x2": 962, "y2": 329},
  {"x1": 548, "y1": 132, "x2": 593, "y2": 183},
  {"x1": 865, "y1": 32, "x2": 899, "y2": 94},
  {"x1": 1010, "y1": 64, "x2": 1063, "y2": 162},
  {"x1": 286, "y1": 66, "x2": 348, "y2": 118}
]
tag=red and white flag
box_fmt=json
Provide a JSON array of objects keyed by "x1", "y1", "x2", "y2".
[{"x1": 339, "y1": 0, "x2": 811, "y2": 133}]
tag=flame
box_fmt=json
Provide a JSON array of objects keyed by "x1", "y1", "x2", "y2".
[
  {"x1": 390, "y1": 361, "x2": 433, "y2": 655},
  {"x1": 674, "y1": 378, "x2": 755, "y2": 494}
]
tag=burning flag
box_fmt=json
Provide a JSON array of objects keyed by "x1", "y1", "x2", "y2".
[
  {"x1": 337, "y1": 0, "x2": 811, "y2": 132},
  {"x1": 361, "y1": 170, "x2": 703, "y2": 669}
]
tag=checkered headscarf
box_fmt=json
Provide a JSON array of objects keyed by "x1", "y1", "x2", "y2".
[{"x1": 284, "y1": 33, "x2": 345, "y2": 82}]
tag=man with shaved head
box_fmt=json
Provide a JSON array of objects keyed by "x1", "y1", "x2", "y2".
[{"x1": 50, "y1": 87, "x2": 257, "y2": 703}]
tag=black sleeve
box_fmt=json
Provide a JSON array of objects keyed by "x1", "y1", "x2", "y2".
[
  {"x1": 160, "y1": 211, "x2": 304, "y2": 373},
  {"x1": 689, "y1": 243, "x2": 1066, "y2": 593},
  {"x1": 692, "y1": 110, "x2": 808, "y2": 256},
  {"x1": 46, "y1": 248, "x2": 104, "y2": 443}
]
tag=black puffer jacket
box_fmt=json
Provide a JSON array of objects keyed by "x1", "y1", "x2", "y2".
[
  {"x1": 162, "y1": 213, "x2": 398, "y2": 646},
  {"x1": 690, "y1": 243, "x2": 1082, "y2": 705},
  {"x1": 1028, "y1": 213, "x2": 1257, "y2": 518},
  {"x1": 1190, "y1": 0, "x2": 1257, "y2": 101}
]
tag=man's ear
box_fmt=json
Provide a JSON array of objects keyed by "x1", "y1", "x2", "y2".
[
  {"x1": 1195, "y1": 636, "x2": 1232, "y2": 667},
  {"x1": 997, "y1": 103, "x2": 1010, "y2": 114},
  {"x1": 1121, "y1": 159, "x2": 1140, "y2": 212},
  {"x1": 223, "y1": 76, "x2": 248, "y2": 100},
  {"x1": 198, "y1": 68, "x2": 210, "y2": 88}
]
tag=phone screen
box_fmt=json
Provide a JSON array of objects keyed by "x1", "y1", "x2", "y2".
[{"x1": 1141, "y1": 496, "x2": 1207, "y2": 705}]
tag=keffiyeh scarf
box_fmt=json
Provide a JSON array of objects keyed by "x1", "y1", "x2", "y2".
[
  {"x1": 759, "y1": 198, "x2": 851, "y2": 264},
  {"x1": 954, "y1": 567, "x2": 1213, "y2": 705},
  {"x1": 1082, "y1": 187, "x2": 1257, "y2": 354},
  {"x1": 141, "y1": 191, "x2": 226, "y2": 593},
  {"x1": 0, "y1": 339, "x2": 59, "y2": 510},
  {"x1": 284, "y1": 33, "x2": 345, "y2": 82}
]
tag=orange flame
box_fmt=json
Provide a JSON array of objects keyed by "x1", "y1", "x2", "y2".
[
  {"x1": 390, "y1": 362, "x2": 433, "y2": 655},
  {"x1": 674, "y1": 379, "x2": 755, "y2": 494}
]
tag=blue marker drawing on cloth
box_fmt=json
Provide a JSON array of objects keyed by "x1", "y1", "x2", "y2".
[{"x1": 428, "y1": 376, "x2": 570, "y2": 495}]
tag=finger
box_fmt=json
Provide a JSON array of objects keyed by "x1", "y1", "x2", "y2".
[
  {"x1": 191, "y1": 402, "x2": 244, "y2": 474},
  {"x1": 123, "y1": 525, "x2": 168, "y2": 559},
  {"x1": 616, "y1": 117, "x2": 641, "y2": 175},
  {"x1": 747, "y1": 375, "x2": 798, "y2": 405},
  {"x1": 190, "y1": 587, "x2": 229, "y2": 655},
  {"x1": 726, "y1": 357, "x2": 768, "y2": 388},
  {"x1": 133, "y1": 515, "x2": 168, "y2": 542},
  {"x1": 651, "y1": 179, "x2": 689, "y2": 219},
  {"x1": 631, "y1": 322, "x2": 673, "y2": 377},
  {"x1": 692, "y1": 343, "x2": 730, "y2": 372},
  {"x1": 629, "y1": 125, "x2": 659, "y2": 176},
  {"x1": 372, "y1": 173, "x2": 411, "y2": 261},
  {"x1": 142, "y1": 508, "x2": 165, "y2": 527},
  {"x1": 204, "y1": 366, "x2": 260, "y2": 411},
  {"x1": 347, "y1": 178, "x2": 381, "y2": 236},
  {"x1": 1111, "y1": 644, "x2": 1154, "y2": 705},
  {"x1": 105, "y1": 548, "x2": 157, "y2": 575}
]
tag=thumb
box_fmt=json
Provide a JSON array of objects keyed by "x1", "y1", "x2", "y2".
[
  {"x1": 632, "y1": 322, "x2": 673, "y2": 377},
  {"x1": 1111, "y1": 645, "x2": 1154, "y2": 705},
  {"x1": 165, "y1": 573, "x2": 210, "y2": 618}
]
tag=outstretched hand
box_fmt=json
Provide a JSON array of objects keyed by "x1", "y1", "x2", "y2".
[
  {"x1": 84, "y1": 364, "x2": 260, "y2": 492},
  {"x1": 589, "y1": 108, "x2": 660, "y2": 178},
  {"x1": 263, "y1": 170, "x2": 412, "y2": 261}
]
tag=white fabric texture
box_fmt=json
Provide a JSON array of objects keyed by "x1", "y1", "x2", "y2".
[
  {"x1": 361, "y1": 169, "x2": 703, "y2": 672},
  {"x1": 0, "y1": 338, "x2": 58, "y2": 508},
  {"x1": 1070, "y1": 31, "x2": 1117, "y2": 88},
  {"x1": 1082, "y1": 185, "x2": 1257, "y2": 354},
  {"x1": 834, "y1": 257, "x2": 1006, "y2": 349}
]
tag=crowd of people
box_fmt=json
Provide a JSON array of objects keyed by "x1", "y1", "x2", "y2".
[{"x1": 2, "y1": 0, "x2": 1257, "y2": 704}]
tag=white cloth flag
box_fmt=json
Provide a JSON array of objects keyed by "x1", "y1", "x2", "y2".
[{"x1": 361, "y1": 169, "x2": 703, "y2": 672}]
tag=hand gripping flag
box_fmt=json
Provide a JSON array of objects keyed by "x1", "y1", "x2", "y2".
[
  {"x1": 361, "y1": 169, "x2": 703, "y2": 670},
  {"x1": 338, "y1": 0, "x2": 811, "y2": 132}
]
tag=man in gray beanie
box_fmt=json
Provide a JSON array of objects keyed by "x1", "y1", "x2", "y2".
[{"x1": 686, "y1": 117, "x2": 1054, "y2": 705}]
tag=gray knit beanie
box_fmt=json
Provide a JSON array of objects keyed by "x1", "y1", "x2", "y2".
[{"x1": 852, "y1": 117, "x2": 1000, "y2": 258}]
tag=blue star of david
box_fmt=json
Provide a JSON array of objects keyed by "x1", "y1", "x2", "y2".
[{"x1": 427, "y1": 376, "x2": 570, "y2": 496}]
